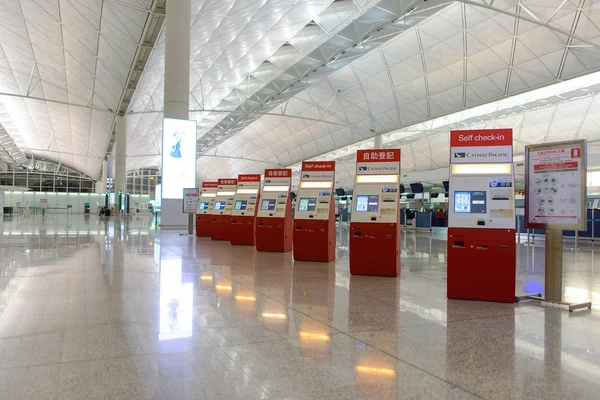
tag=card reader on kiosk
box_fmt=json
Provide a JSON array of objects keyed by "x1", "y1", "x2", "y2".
[
  {"x1": 293, "y1": 161, "x2": 336, "y2": 262},
  {"x1": 447, "y1": 129, "x2": 516, "y2": 303},
  {"x1": 230, "y1": 174, "x2": 261, "y2": 246},
  {"x1": 210, "y1": 178, "x2": 237, "y2": 241},
  {"x1": 350, "y1": 149, "x2": 401, "y2": 277},
  {"x1": 256, "y1": 169, "x2": 293, "y2": 252},
  {"x1": 196, "y1": 182, "x2": 218, "y2": 237}
]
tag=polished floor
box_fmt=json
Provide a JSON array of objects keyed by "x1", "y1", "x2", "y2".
[{"x1": 0, "y1": 215, "x2": 598, "y2": 400}]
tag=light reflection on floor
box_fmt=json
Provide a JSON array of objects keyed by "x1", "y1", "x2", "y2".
[{"x1": 0, "y1": 215, "x2": 598, "y2": 399}]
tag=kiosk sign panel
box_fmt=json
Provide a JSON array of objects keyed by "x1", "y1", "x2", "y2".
[
  {"x1": 356, "y1": 150, "x2": 400, "y2": 175},
  {"x1": 450, "y1": 129, "x2": 512, "y2": 164},
  {"x1": 525, "y1": 140, "x2": 586, "y2": 230}
]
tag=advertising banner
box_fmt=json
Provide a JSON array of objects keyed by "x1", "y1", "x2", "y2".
[
  {"x1": 40, "y1": 199, "x2": 47, "y2": 209},
  {"x1": 301, "y1": 161, "x2": 335, "y2": 181},
  {"x1": 356, "y1": 149, "x2": 400, "y2": 175},
  {"x1": 162, "y1": 118, "x2": 197, "y2": 199},
  {"x1": 182, "y1": 188, "x2": 199, "y2": 213},
  {"x1": 525, "y1": 140, "x2": 586, "y2": 230},
  {"x1": 450, "y1": 129, "x2": 512, "y2": 164}
]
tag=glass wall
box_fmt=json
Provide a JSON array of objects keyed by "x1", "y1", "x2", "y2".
[
  {"x1": 127, "y1": 169, "x2": 161, "y2": 196},
  {"x1": 0, "y1": 160, "x2": 96, "y2": 193}
]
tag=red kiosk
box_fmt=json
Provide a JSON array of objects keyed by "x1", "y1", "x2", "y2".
[
  {"x1": 293, "y1": 161, "x2": 336, "y2": 262},
  {"x1": 349, "y1": 149, "x2": 401, "y2": 277},
  {"x1": 256, "y1": 169, "x2": 293, "y2": 252},
  {"x1": 196, "y1": 182, "x2": 218, "y2": 237},
  {"x1": 210, "y1": 178, "x2": 237, "y2": 241},
  {"x1": 447, "y1": 129, "x2": 516, "y2": 303},
  {"x1": 230, "y1": 174, "x2": 261, "y2": 246}
]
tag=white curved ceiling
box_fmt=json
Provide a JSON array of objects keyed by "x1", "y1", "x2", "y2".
[
  {"x1": 3, "y1": 0, "x2": 600, "y2": 185},
  {"x1": 0, "y1": 0, "x2": 153, "y2": 176}
]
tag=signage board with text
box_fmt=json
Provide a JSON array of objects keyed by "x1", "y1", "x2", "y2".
[
  {"x1": 182, "y1": 188, "x2": 199, "y2": 214},
  {"x1": 450, "y1": 129, "x2": 512, "y2": 164},
  {"x1": 525, "y1": 139, "x2": 586, "y2": 230},
  {"x1": 356, "y1": 149, "x2": 400, "y2": 175}
]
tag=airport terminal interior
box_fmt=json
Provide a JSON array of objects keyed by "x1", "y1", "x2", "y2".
[{"x1": 1, "y1": 0, "x2": 600, "y2": 399}]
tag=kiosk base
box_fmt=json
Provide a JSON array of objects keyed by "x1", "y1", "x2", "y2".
[
  {"x1": 196, "y1": 215, "x2": 212, "y2": 237},
  {"x1": 293, "y1": 219, "x2": 335, "y2": 262},
  {"x1": 447, "y1": 227, "x2": 516, "y2": 303},
  {"x1": 256, "y1": 217, "x2": 292, "y2": 252},
  {"x1": 349, "y1": 222, "x2": 400, "y2": 277},
  {"x1": 210, "y1": 215, "x2": 231, "y2": 241},
  {"x1": 230, "y1": 215, "x2": 256, "y2": 246}
]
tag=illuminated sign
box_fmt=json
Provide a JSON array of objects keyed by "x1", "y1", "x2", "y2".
[{"x1": 161, "y1": 118, "x2": 197, "y2": 199}]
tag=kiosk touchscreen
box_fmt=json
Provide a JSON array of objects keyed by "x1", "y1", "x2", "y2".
[
  {"x1": 210, "y1": 178, "x2": 237, "y2": 241},
  {"x1": 293, "y1": 161, "x2": 336, "y2": 262},
  {"x1": 230, "y1": 174, "x2": 261, "y2": 246},
  {"x1": 350, "y1": 149, "x2": 401, "y2": 277},
  {"x1": 256, "y1": 169, "x2": 293, "y2": 252},
  {"x1": 196, "y1": 182, "x2": 218, "y2": 237},
  {"x1": 447, "y1": 129, "x2": 516, "y2": 303}
]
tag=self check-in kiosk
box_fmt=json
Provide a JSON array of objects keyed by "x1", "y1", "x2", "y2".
[
  {"x1": 293, "y1": 161, "x2": 336, "y2": 262},
  {"x1": 350, "y1": 149, "x2": 401, "y2": 277},
  {"x1": 196, "y1": 182, "x2": 218, "y2": 237},
  {"x1": 210, "y1": 178, "x2": 237, "y2": 241},
  {"x1": 256, "y1": 169, "x2": 293, "y2": 252},
  {"x1": 230, "y1": 174, "x2": 261, "y2": 246},
  {"x1": 447, "y1": 129, "x2": 516, "y2": 303}
]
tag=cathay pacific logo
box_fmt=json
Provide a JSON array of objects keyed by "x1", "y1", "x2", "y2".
[
  {"x1": 358, "y1": 166, "x2": 368, "y2": 171},
  {"x1": 454, "y1": 152, "x2": 465, "y2": 158}
]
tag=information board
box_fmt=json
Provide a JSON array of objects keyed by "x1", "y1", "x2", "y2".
[
  {"x1": 525, "y1": 140, "x2": 586, "y2": 230},
  {"x1": 182, "y1": 188, "x2": 199, "y2": 214}
]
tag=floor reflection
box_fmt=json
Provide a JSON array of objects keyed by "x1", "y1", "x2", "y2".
[{"x1": 0, "y1": 215, "x2": 598, "y2": 399}]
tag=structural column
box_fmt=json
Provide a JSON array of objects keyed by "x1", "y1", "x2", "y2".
[
  {"x1": 374, "y1": 134, "x2": 383, "y2": 149},
  {"x1": 115, "y1": 116, "x2": 127, "y2": 215},
  {"x1": 161, "y1": 0, "x2": 192, "y2": 229}
]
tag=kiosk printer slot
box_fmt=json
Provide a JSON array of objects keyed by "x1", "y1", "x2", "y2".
[
  {"x1": 196, "y1": 182, "x2": 218, "y2": 237},
  {"x1": 293, "y1": 161, "x2": 336, "y2": 262},
  {"x1": 210, "y1": 178, "x2": 237, "y2": 241},
  {"x1": 230, "y1": 174, "x2": 261, "y2": 246},
  {"x1": 256, "y1": 169, "x2": 293, "y2": 252},
  {"x1": 350, "y1": 149, "x2": 401, "y2": 277},
  {"x1": 447, "y1": 129, "x2": 516, "y2": 303}
]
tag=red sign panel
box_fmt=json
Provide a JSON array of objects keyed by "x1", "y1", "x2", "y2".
[
  {"x1": 301, "y1": 161, "x2": 335, "y2": 171},
  {"x1": 238, "y1": 174, "x2": 261, "y2": 182},
  {"x1": 533, "y1": 161, "x2": 578, "y2": 171},
  {"x1": 356, "y1": 149, "x2": 400, "y2": 162},
  {"x1": 265, "y1": 169, "x2": 292, "y2": 178},
  {"x1": 218, "y1": 178, "x2": 238, "y2": 186},
  {"x1": 450, "y1": 129, "x2": 512, "y2": 147},
  {"x1": 202, "y1": 182, "x2": 218, "y2": 188}
]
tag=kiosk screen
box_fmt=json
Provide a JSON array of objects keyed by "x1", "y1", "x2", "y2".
[
  {"x1": 214, "y1": 201, "x2": 226, "y2": 211},
  {"x1": 298, "y1": 198, "x2": 317, "y2": 212},
  {"x1": 234, "y1": 200, "x2": 247, "y2": 211},
  {"x1": 355, "y1": 195, "x2": 379, "y2": 212},
  {"x1": 454, "y1": 191, "x2": 486, "y2": 213},
  {"x1": 199, "y1": 202, "x2": 209, "y2": 210},
  {"x1": 260, "y1": 199, "x2": 276, "y2": 211}
]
